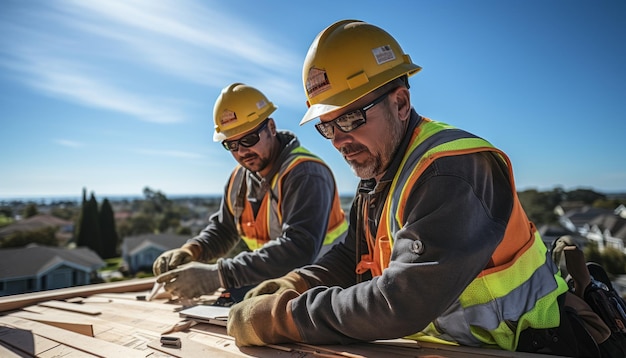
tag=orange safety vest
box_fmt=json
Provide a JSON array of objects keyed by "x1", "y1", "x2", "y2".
[
  {"x1": 225, "y1": 146, "x2": 347, "y2": 252},
  {"x1": 356, "y1": 118, "x2": 568, "y2": 349}
]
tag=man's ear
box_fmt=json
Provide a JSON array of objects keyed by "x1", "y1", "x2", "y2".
[
  {"x1": 267, "y1": 118, "x2": 277, "y2": 135},
  {"x1": 395, "y1": 87, "x2": 411, "y2": 121}
]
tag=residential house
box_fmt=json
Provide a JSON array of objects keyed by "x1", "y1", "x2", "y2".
[
  {"x1": 584, "y1": 212, "x2": 626, "y2": 252},
  {"x1": 121, "y1": 233, "x2": 189, "y2": 274},
  {"x1": 557, "y1": 206, "x2": 613, "y2": 235},
  {"x1": 556, "y1": 205, "x2": 626, "y2": 253},
  {"x1": 0, "y1": 213, "x2": 74, "y2": 246},
  {"x1": 0, "y1": 244, "x2": 105, "y2": 297}
]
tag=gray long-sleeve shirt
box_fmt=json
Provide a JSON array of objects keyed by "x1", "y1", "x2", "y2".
[
  {"x1": 289, "y1": 110, "x2": 515, "y2": 344},
  {"x1": 188, "y1": 131, "x2": 339, "y2": 289}
]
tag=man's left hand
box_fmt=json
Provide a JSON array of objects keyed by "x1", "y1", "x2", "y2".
[{"x1": 156, "y1": 262, "x2": 221, "y2": 299}]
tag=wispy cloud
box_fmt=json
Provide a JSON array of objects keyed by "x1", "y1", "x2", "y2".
[
  {"x1": 65, "y1": 0, "x2": 299, "y2": 70},
  {"x1": 135, "y1": 148, "x2": 204, "y2": 159},
  {"x1": 13, "y1": 58, "x2": 187, "y2": 124},
  {"x1": 54, "y1": 139, "x2": 84, "y2": 148},
  {"x1": 0, "y1": 0, "x2": 302, "y2": 124}
]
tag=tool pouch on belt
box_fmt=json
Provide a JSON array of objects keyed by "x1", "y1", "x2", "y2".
[
  {"x1": 544, "y1": 236, "x2": 626, "y2": 357},
  {"x1": 517, "y1": 292, "x2": 604, "y2": 357}
]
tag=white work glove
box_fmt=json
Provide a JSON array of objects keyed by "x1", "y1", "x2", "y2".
[
  {"x1": 153, "y1": 248, "x2": 194, "y2": 275},
  {"x1": 156, "y1": 262, "x2": 222, "y2": 299}
]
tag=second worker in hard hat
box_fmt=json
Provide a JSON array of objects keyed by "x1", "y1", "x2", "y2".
[{"x1": 153, "y1": 83, "x2": 348, "y2": 301}]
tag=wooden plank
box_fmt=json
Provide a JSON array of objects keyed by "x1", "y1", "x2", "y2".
[
  {"x1": 0, "y1": 316, "x2": 148, "y2": 358},
  {"x1": 1, "y1": 286, "x2": 554, "y2": 358},
  {"x1": 9, "y1": 311, "x2": 94, "y2": 336},
  {"x1": 37, "y1": 344, "x2": 101, "y2": 358},
  {"x1": 11, "y1": 304, "x2": 164, "y2": 349},
  {"x1": 38, "y1": 300, "x2": 101, "y2": 315},
  {"x1": 93, "y1": 292, "x2": 153, "y2": 302},
  {"x1": 147, "y1": 335, "x2": 244, "y2": 358},
  {"x1": 79, "y1": 297, "x2": 113, "y2": 304},
  {"x1": 20, "y1": 306, "x2": 47, "y2": 314},
  {"x1": 0, "y1": 324, "x2": 61, "y2": 356},
  {"x1": 0, "y1": 278, "x2": 155, "y2": 313},
  {"x1": 186, "y1": 330, "x2": 307, "y2": 357}
]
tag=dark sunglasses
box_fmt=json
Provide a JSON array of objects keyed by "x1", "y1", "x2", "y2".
[
  {"x1": 315, "y1": 89, "x2": 392, "y2": 140},
  {"x1": 222, "y1": 120, "x2": 269, "y2": 151}
]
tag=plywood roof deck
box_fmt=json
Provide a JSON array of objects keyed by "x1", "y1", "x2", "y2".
[{"x1": 0, "y1": 279, "x2": 548, "y2": 357}]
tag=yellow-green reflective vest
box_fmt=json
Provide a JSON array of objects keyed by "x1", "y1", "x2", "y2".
[
  {"x1": 366, "y1": 118, "x2": 568, "y2": 350},
  {"x1": 226, "y1": 146, "x2": 348, "y2": 253}
]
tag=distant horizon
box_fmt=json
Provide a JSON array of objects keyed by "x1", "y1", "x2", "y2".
[{"x1": 2, "y1": 185, "x2": 625, "y2": 204}]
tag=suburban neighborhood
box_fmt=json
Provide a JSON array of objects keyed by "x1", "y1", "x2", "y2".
[{"x1": 1, "y1": 189, "x2": 625, "y2": 298}]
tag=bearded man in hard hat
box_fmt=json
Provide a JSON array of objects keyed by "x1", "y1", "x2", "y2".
[
  {"x1": 153, "y1": 83, "x2": 347, "y2": 301},
  {"x1": 226, "y1": 20, "x2": 609, "y2": 356}
]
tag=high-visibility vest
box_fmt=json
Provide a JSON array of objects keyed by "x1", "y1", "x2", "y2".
[
  {"x1": 356, "y1": 117, "x2": 568, "y2": 350},
  {"x1": 226, "y1": 146, "x2": 348, "y2": 253}
]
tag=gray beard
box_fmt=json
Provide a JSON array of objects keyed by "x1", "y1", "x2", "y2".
[{"x1": 347, "y1": 116, "x2": 404, "y2": 179}]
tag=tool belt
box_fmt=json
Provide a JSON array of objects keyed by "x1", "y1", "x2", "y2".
[
  {"x1": 518, "y1": 236, "x2": 626, "y2": 357},
  {"x1": 517, "y1": 291, "x2": 605, "y2": 356}
]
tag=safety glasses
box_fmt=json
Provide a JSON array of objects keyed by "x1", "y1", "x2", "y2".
[
  {"x1": 222, "y1": 120, "x2": 269, "y2": 151},
  {"x1": 315, "y1": 89, "x2": 392, "y2": 140}
]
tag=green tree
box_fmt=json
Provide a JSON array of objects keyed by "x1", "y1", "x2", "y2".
[
  {"x1": 128, "y1": 213, "x2": 156, "y2": 235},
  {"x1": 593, "y1": 198, "x2": 626, "y2": 210},
  {"x1": 583, "y1": 241, "x2": 603, "y2": 266},
  {"x1": 50, "y1": 202, "x2": 80, "y2": 221},
  {"x1": 601, "y1": 247, "x2": 626, "y2": 276},
  {"x1": 566, "y1": 189, "x2": 606, "y2": 204},
  {"x1": 1, "y1": 227, "x2": 57, "y2": 248},
  {"x1": 518, "y1": 188, "x2": 563, "y2": 225},
  {"x1": 136, "y1": 187, "x2": 183, "y2": 234},
  {"x1": 116, "y1": 219, "x2": 132, "y2": 239},
  {"x1": 0, "y1": 207, "x2": 13, "y2": 228},
  {"x1": 76, "y1": 189, "x2": 102, "y2": 256},
  {"x1": 23, "y1": 203, "x2": 39, "y2": 218},
  {"x1": 99, "y1": 198, "x2": 119, "y2": 259}
]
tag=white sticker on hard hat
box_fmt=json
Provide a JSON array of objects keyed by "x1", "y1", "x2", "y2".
[
  {"x1": 220, "y1": 109, "x2": 237, "y2": 126},
  {"x1": 372, "y1": 45, "x2": 396, "y2": 65},
  {"x1": 255, "y1": 99, "x2": 267, "y2": 110},
  {"x1": 306, "y1": 67, "x2": 331, "y2": 98}
]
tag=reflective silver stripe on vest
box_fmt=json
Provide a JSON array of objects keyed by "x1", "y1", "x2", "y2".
[{"x1": 388, "y1": 125, "x2": 483, "y2": 235}]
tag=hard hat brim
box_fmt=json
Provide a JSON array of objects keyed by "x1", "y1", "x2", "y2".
[{"x1": 300, "y1": 103, "x2": 342, "y2": 125}]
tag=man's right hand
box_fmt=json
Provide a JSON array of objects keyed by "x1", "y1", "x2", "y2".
[
  {"x1": 152, "y1": 248, "x2": 193, "y2": 275},
  {"x1": 244, "y1": 271, "x2": 309, "y2": 300}
]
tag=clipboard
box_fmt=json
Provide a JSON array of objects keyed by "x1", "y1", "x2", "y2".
[{"x1": 178, "y1": 305, "x2": 230, "y2": 326}]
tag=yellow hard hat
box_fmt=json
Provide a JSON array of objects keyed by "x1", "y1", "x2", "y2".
[
  {"x1": 300, "y1": 20, "x2": 421, "y2": 125},
  {"x1": 213, "y1": 83, "x2": 277, "y2": 141}
]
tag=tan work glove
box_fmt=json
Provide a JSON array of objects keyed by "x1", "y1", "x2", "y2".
[
  {"x1": 156, "y1": 262, "x2": 221, "y2": 299},
  {"x1": 227, "y1": 289, "x2": 302, "y2": 346},
  {"x1": 244, "y1": 271, "x2": 310, "y2": 300},
  {"x1": 152, "y1": 247, "x2": 194, "y2": 275}
]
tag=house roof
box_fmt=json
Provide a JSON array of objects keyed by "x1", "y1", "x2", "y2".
[
  {"x1": 562, "y1": 206, "x2": 613, "y2": 229},
  {"x1": 589, "y1": 213, "x2": 626, "y2": 240},
  {"x1": 0, "y1": 214, "x2": 72, "y2": 239},
  {"x1": 121, "y1": 233, "x2": 190, "y2": 255},
  {"x1": 0, "y1": 244, "x2": 105, "y2": 280}
]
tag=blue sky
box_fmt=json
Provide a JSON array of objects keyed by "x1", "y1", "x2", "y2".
[{"x1": 1, "y1": 0, "x2": 625, "y2": 200}]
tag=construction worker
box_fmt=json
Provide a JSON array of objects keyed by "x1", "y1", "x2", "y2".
[
  {"x1": 153, "y1": 83, "x2": 348, "y2": 301},
  {"x1": 226, "y1": 20, "x2": 609, "y2": 356}
]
